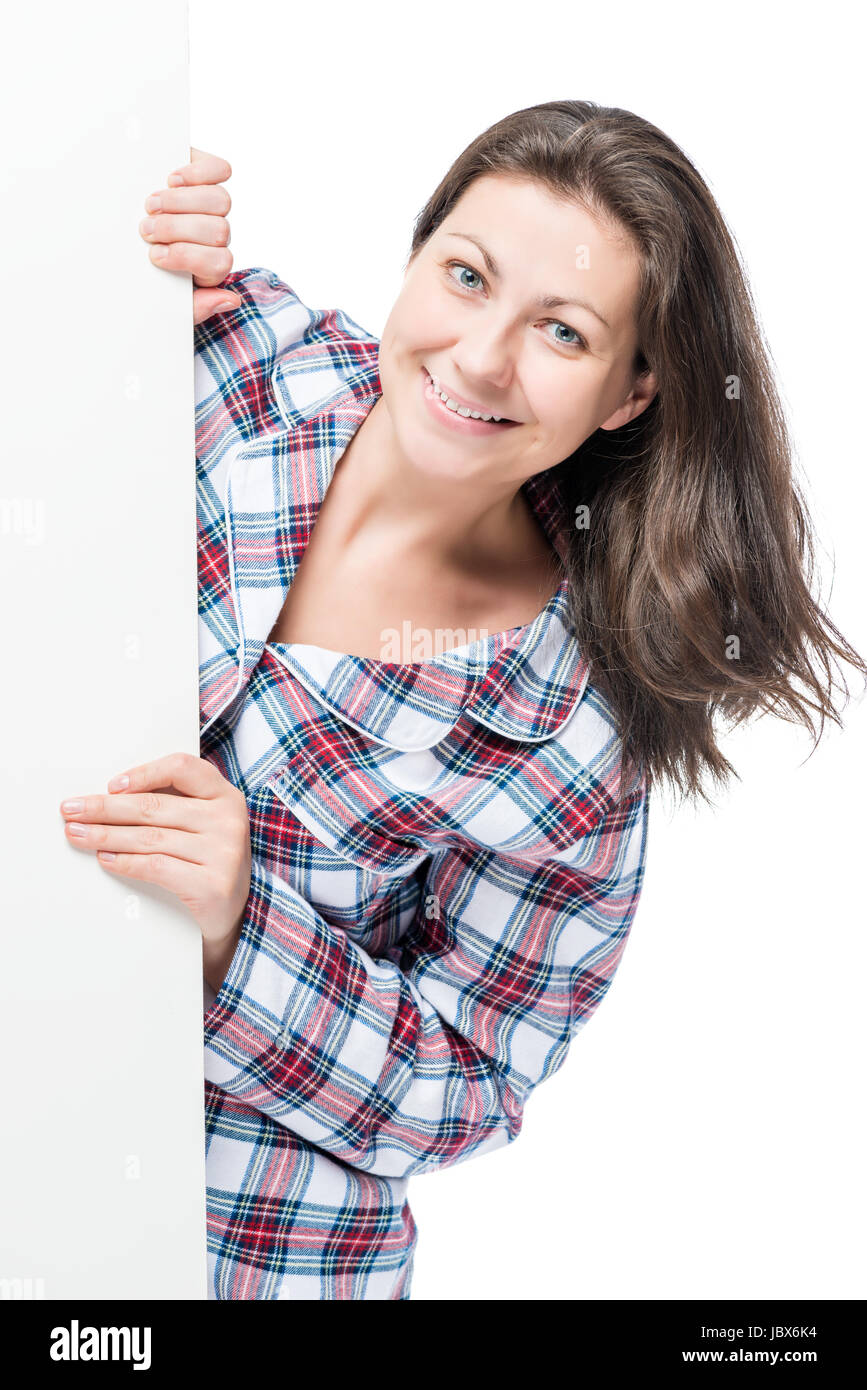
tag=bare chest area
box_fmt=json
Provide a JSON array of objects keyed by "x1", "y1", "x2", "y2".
[{"x1": 267, "y1": 505, "x2": 563, "y2": 663}]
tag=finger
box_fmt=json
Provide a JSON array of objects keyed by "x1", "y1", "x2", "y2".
[
  {"x1": 168, "y1": 150, "x2": 232, "y2": 187},
  {"x1": 147, "y1": 241, "x2": 233, "y2": 286},
  {"x1": 144, "y1": 184, "x2": 231, "y2": 216},
  {"x1": 96, "y1": 848, "x2": 210, "y2": 897},
  {"x1": 65, "y1": 818, "x2": 208, "y2": 866},
  {"x1": 193, "y1": 289, "x2": 243, "y2": 327},
  {"x1": 107, "y1": 751, "x2": 226, "y2": 800},
  {"x1": 59, "y1": 786, "x2": 203, "y2": 831},
  {"x1": 139, "y1": 211, "x2": 230, "y2": 250}
]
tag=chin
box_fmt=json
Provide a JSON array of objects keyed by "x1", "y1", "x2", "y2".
[{"x1": 403, "y1": 433, "x2": 480, "y2": 482}]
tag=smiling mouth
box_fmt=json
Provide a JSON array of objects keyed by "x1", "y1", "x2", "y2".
[{"x1": 423, "y1": 368, "x2": 518, "y2": 424}]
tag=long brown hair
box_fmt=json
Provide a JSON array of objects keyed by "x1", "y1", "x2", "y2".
[{"x1": 406, "y1": 99, "x2": 867, "y2": 805}]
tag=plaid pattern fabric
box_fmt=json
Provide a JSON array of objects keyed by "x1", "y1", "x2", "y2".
[{"x1": 195, "y1": 268, "x2": 649, "y2": 1300}]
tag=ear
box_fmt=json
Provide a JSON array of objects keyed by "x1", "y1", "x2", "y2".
[{"x1": 599, "y1": 369, "x2": 658, "y2": 432}]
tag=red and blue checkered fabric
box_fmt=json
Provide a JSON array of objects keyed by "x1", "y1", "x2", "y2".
[{"x1": 195, "y1": 268, "x2": 649, "y2": 1299}]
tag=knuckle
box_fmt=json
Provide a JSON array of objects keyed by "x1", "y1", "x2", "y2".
[
  {"x1": 150, "y1": 852, "x2": 167, "y2": 877},
  {"x1": 142, "y1": 823, "x2": 163, "y2": 848},
  {"x1": 92, "y1": 794, "x2": 106, "y2": 817},
  {"x1": 140, "y1": 791, "x2": 162, "y2": 818},
  {"x1": 218, "y1": 249, "x2": 233, "y2": 277}
]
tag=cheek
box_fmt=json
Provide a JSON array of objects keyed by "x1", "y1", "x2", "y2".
[
  {"x1": 558, "y1": 360, "x2": 614, "y2": 421},
  {"x1": 528, "y1": 372, "x2": 590, "y2": 434},
  {"x1": 395, "y1": 286, "x2": 455, "y2": 348}
]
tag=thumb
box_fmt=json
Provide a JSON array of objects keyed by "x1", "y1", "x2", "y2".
[{"x1": 193, "y1": 289, "x2": 242, "y2": 326}]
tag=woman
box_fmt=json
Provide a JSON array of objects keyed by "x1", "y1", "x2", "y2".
[{"x1": 60, "y1": 100, "x2": 866, "y2": 1299}]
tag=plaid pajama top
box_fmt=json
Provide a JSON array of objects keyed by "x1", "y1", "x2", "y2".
[{"x1": 195, "y1": 267, "x2": 649, "y2": 1300}]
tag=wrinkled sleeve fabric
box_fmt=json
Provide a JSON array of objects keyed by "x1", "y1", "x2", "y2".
[
  {"x1": 193, "y1": 265, "x2": 318, "y2": 466},
  {"x1": 202, "y1": 780, "x2": 649, "y2": 1179}
]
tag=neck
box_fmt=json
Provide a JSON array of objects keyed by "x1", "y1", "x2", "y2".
[{"x1": 333, "y1": 395, "x2": 551, "y2": 573}]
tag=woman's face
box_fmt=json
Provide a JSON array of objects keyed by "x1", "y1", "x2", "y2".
[{"x1": 378, "y1": 173, "x2": 657, "y2": 489}]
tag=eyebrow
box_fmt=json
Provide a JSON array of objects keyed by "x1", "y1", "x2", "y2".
[{"x1": 443, "y1": 231, "x2": 612, "y2": 331}]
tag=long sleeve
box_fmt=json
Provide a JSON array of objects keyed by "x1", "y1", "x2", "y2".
[{"x1": 202, "y1": 779, "x2": 649, "y2": 1179}]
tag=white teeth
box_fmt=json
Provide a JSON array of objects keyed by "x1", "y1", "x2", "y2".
[{"x1": 427, "y1": 371, "x2": 508, "y2": 423}]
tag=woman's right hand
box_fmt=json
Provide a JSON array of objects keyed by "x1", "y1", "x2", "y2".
[{"x1": 139, "y1": 147, "x2": 242, "y2": 326}]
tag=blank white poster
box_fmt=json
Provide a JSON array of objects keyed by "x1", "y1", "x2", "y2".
[{"x1": 0, "y1": 0, "x2": 206, "y2": 1298}]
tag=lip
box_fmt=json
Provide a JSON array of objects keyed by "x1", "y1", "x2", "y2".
[{"x1": 420, "y1": 366, "x2": 520, "y2": 436}]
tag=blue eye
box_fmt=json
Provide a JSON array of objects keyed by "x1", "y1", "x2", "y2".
[
  {"x1": 446, "y1": 261, "x2": 483, "y2": 292},
  {"x1": 442, "y1": 260, "x2": 588, "y2": 352},
  {"x1": 543, "y1": 321, "x2": 584, "y2": 349}
]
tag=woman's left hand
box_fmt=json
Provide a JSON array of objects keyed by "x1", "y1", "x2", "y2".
[{"x1": 58, "y1": 752, "x2": 252, "y2": 948}]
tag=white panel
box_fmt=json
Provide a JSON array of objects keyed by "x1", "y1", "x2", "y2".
[{"x1": 0, "y1": 1, "x2": 206, "y2": 1297}]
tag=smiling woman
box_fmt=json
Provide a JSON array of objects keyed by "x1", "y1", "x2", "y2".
[
  {"x1": 282, "y1": 167, "x2": 660, "y2": 667},
  {"x1": 377, "y1": 172, "x2": 654, "y2": 483},
  {"x1": 128, "y1": 98, "x2": 866, "y2": 1302},
  {"x1": 396, "y1": 102, "x2": 867, "y2": 799}
]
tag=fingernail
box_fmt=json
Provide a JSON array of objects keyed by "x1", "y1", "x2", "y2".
[
  {"x1": 139, "y1": 217, "x2": 155, "y2": 236},
  {"x1": 167, "y1": 172, "x2": 185, "y2": 186},
  {"x1": 149, "y1": 245, "x2": 168, "y2": 263},
  {"x1": 144, "y1": 194, "x2": 162, "y2": 212},
  {"x1": 68, "y1": 822, "x2": 89, "y2": 838},
  {"x1": 108, "y1": 774, "x2": 129, "y2": 791},
  {"x1": 214, "y1": 299, "x2": 238, "y2": 313},
  {"x1": 98, "y1": 851, "x2": 117, "y2": 862},
  {"x1": 61, "y1": 799, "x2": 84, "y2": 814}
]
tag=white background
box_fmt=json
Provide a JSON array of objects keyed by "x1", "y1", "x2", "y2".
[
  {"x1": 189, "y1": 0, "x2": 866, "y2": 1298},
  {"x1": 0, "y1": 0, "x2": 206, "y2": 1298}
]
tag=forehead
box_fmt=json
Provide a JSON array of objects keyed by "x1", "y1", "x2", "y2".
[{"x1": 435, "y1": 173, "x2": 642, "y2": 339}]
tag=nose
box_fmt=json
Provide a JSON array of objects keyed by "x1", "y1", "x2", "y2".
[{"x1": 450, "y1": 317, "x2": 516, "y2": 395}]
